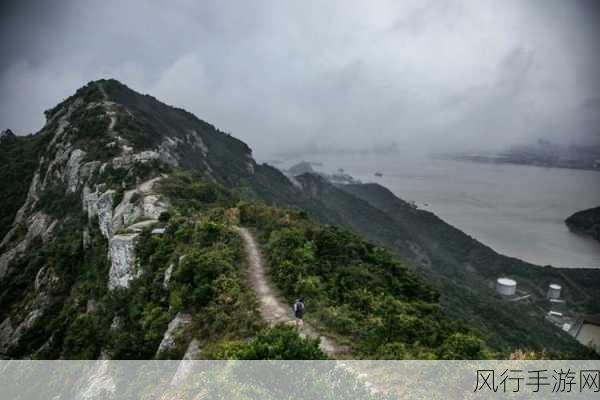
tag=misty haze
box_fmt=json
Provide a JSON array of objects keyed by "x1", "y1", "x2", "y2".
[
  {"x1": 2, "y1": 0, "x2": 600, "y2": 155},
  {"x1": 1, "y1": 0, "x2": 600, "y2": 372}
]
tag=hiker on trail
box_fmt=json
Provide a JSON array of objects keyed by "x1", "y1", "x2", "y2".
[{"x1": 293, "y1": 298, "x2": 305, "y2": 328}]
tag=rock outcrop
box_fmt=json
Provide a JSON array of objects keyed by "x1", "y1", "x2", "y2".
[
  {"x1": 155, "y1": 313, "x2": 192, "y2": 356},
  {"x1": 0, "y1": 211, "x2": 57, "y2": 280},
  {"x1": 108, "y1": 234, "x2": 139, "y2": 290}
]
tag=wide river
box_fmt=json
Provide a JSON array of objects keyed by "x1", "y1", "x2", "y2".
[{"x1": 278, "y1": 154, "x2": 600, "y2": 269}]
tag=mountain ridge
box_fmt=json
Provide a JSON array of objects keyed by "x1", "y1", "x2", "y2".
[{"x1": 0, "y1": 79, "x2": 596, "y2": 359}]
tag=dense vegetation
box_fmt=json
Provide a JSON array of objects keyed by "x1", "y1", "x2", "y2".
[
  {"x1": 105, "y1": 211, "x2": 262, "y2": 359},
  {"x1": 339, "y1": 182, "x2": 599, "y2": 355},
  {"x1": 239, "y1": 203, "x2": 491, "y2": 359},
  {"x1": 3, "y1": 79, "x2": 596, "y2": 361},
  {"x1": 0, "y1": 134, "x2": 43, "y2": 239},
  {"x1": 204, "y1": 325, "x2": 326, "y2": 360},
  {"x1": 0, "y1": 169, "x2": 327, "y2": 359}
]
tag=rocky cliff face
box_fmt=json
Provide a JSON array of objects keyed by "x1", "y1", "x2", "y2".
[
  {"x1": 0, "y1": 82, "x2": 173, "y2": 293},
  {"x1": 0, "y1": 80, "x2": 261, "y2": 357}
]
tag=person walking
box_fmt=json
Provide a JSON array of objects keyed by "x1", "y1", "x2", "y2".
[{"x1": 293, "y1": 298, "x2": 305, "y2": 328}]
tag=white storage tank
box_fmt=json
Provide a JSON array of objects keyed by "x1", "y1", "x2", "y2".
[
  {"x1": 496, "y1": 278, "x2": 517, "y2": 296},
  {"x1": 547, "y1": 284, "x2": 562, "y2": 300}
]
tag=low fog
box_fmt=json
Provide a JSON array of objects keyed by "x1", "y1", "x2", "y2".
[{"x1": 1, "y1": 0, "x2": 599, "y2": 159}]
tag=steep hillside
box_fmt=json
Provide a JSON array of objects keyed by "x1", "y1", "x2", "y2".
[
  {"x1": 239, "y1": 204, "x2": 489, "y2": 359},
  {"x1": 0, "y1": 80, "x2": 319, "y2": 359},
  {"x1": 0, "y1": 131, "x2": 43, "y2": 239},
  {"x1": 338, "y1": 182, "x2": 600, "y2": 350},
  {"x1": 0, "y1": 79, "x2": 484, "y2": 360},
  {"x1": 0, "y1": 79, "x2": 594, "y2": 359},
  {"x1": 566, "y1": 207, "x2": 600, "y2": 243}
]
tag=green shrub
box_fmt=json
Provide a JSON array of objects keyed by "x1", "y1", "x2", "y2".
[
  {"x1": 438, "y1": 333, "x2": 491, "y2": 360},
  {"x1": 205, "y1": 326, "x2": 327, "y2": 360}
]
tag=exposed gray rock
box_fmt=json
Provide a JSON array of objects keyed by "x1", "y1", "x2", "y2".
[
  {"x1": 133, "y1": 150, "x2": 161, "y2": 163},
  {"x1": 65, "y1": 149, "x2": 86, "y2": 192},
  {"x1": 156, "y1": 313, "x2": 192, "y2": 356},
  {"x1": 112, "y1": 191, "x2": 142, "y2": 232},
  {"x1": 186, "y1": 130, "x2": 208, "y2": 156},
  {"x1": 170, "y1": 339, "x2": 202, "y2": 386},
  {"x1": 158, "y1": 137, "x2": 181, "y2": 167},
  {"x1": 29, "y1": 212, "x2": 57, "y2": 241},
  {"x1": 138, "y1": 176, "x2": 163, "y2": 193},
  {"x1": 183, "y1": 338, "x2": 201, "y2": 360},
  {"x1": 111, "y1": 148, "x2": 176, "y2": 169},
  {"x1": 108, "y1": 233, "x2": 139, "y2": 289},
  {"x1": 126, "y1": 219, "x2": 158, "y2": 233},
  {"x1": 0, "y1": 171, "x2": 41, "y2": 248},
  {"x1": 111, "y1": 177, "x2": 169, "y2": 233},
  {"x1": 97, "y1": 190, "x2": 115, "y2": 239},
  {"x1": 13, "y1": 171, "x2": 41, "y2": 224},
  {"x1": 34, "y1": 266, "x2": 59, "y2": 292},
  {"x1": 0, "y1": 212, "x2": 56, "y2": 280},
  {"x1": 77, "y1": 360, "x2": 116, "y2": 400},
  {"x1": 0, "y1": 318, "x2": 14, "y2": 354},
  {"x1": 41, "y1": 142, "x2": 72, "y2": 190},
  {"x1": 163, "y1": 263, "x2": 174, "y2": 289},
  {"x1": 82, "y1": 185, "x2": 97, "y2": 218},
  {"x1": 110, "y1": 316, "x2": 122, "y2": 330},
  {"x1": 142, "y1": 194, "x2": 169, "y2": 220}
]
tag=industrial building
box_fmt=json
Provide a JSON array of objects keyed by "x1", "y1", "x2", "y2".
[
  {"x1": 496, "y1": 277, "x2": 517, "y2": 296},
  {"x1": 547, "y1": 283, "x2": 562, "y2": 300},
  {"x1": 571, "y1": 316, "x2": 600, "y2": 353}
]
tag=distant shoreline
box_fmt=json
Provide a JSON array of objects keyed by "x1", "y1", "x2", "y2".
[{"x1": 434, "y1": 153, "x2": 600, "y2": 173}]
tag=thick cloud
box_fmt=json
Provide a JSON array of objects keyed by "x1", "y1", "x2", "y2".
[{"x1": 1, "y1": 0, "x2": 599, "y2": 158}]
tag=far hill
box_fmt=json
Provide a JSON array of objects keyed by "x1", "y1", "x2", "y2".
[{"x1": 566, "y1": 207, "x2": 600, "y2": 243}]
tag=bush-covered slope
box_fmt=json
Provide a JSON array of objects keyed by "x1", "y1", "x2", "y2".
[
  {"x1": 337, "y1": 182, "x2": 600, "y2": 353},
  {"x1": 239, "y1": 203, "x2": 490, "y2": 359},
  {"x1": 1, "y1": 79, "x2": 594, "y2": 359},
  {"x1": 0, "y1": 167, "x2": 324, "y2": 359},
  {"x1": 256, "y1": 173, "x2": 593, "y2": 354},
  {"x1": 0, "y1": 134, "x2": 44, "y2": 239}
]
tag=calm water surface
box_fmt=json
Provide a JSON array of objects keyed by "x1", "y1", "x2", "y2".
[{"x1": 279, "y1": 154, "x2": 600, "y2": 268}]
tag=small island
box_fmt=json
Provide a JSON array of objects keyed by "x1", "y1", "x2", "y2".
[{"x1": 566, "y1": 207, "x2": 600, "y2": 243}]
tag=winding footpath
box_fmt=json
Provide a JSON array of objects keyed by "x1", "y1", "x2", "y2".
[{"x1": 234, "y1": 227, "x2": 340, "y2": 356}]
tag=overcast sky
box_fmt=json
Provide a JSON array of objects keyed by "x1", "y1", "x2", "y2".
[{"x1": 1, "y1": 0, "x2": 599, "y2": 158}]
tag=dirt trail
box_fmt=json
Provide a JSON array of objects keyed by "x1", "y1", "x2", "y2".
[
  {"x1": 96, "y1": 81, "x2": 117, "y2": 132},
  {"x1": 234, "y1": 227, "x2": 340, "y2": 356}
]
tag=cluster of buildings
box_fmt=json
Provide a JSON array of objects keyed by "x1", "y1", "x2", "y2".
[{"x1": 495, "y1": 277, "x2": 600, "y2": 353}]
